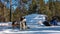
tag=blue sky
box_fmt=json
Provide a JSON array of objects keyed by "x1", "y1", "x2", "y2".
[{"x1": 44, "y1": 0, "x2": 49, "y2": 4}]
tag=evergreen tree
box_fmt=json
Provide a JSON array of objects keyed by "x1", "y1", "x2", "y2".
[{"x1": 28, "y1": 0, "x2": 37, "y2": 14}]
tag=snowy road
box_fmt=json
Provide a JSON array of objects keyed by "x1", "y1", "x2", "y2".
[
  {"x1": 0, "y1": 23, "x2": 60, "y2": 34},
  {"x1": 0, "y1": 14, "x2": 60, "y2": 34},
  {"x1": 0, "y1": 22, "x2": 60, "y2": 34},
  {"x1": 0, "y1": 25, "x2": 60, "y2": 34}
]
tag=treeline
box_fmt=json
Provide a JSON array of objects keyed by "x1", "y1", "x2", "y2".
[{"x1": 0, "y1": 0, "x2": 60, "y2": 22}]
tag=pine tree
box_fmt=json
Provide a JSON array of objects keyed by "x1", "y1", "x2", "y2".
[
  {"x1": 39, "y1": 0, "x2": 45, "y2": 14},
  {"x1": 0, "y1": 0, "x2": 4, "y2": 16},
  {"x1": 28, "y1": 0, "x2": 37, "y2": 14}
]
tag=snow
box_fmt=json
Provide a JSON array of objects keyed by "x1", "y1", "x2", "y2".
[
  {"x1": 0, "y1": 14, "x2": 60, "y2": 34},
  {"x1": 25, "y1": 14, "x2": 46, "y2": 23},
  {"x1": 0, "y1": 24, "x2": 60, "y2": 34},
  {"x1": 0, "y1": 30, "x2": 60, "y2": 34}
]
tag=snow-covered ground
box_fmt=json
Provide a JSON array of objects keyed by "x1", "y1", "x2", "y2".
[
  {"x1": 0, "y1": 26, "x2": 60, "y2": 34},
  {"x1": 0, "y1": 24, "x2": 60, "y2": 34},
  {"x1": 0, "y1": 14, "x2": 60, "y2": 34}
]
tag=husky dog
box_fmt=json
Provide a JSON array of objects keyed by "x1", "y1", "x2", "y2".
[
  {"x1": 12, "y1": 21, "x2": 19, "y2": 29},
  {"x1": 20, "y1": 17, "x2": 29, "y2": 30}
]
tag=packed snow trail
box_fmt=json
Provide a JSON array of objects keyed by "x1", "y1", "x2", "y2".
[{"x1": 0, "y1": 14, "x2": 60, "y2": 34}]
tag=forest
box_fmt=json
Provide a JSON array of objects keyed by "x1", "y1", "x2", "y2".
[{"x1": 0, "y1": 0, "x2": 60, "y2": 22}]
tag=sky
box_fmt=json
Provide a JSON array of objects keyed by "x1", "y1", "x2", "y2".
[{"x1": 44, "y1": 0, "x2": 49, "y2": 4}]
